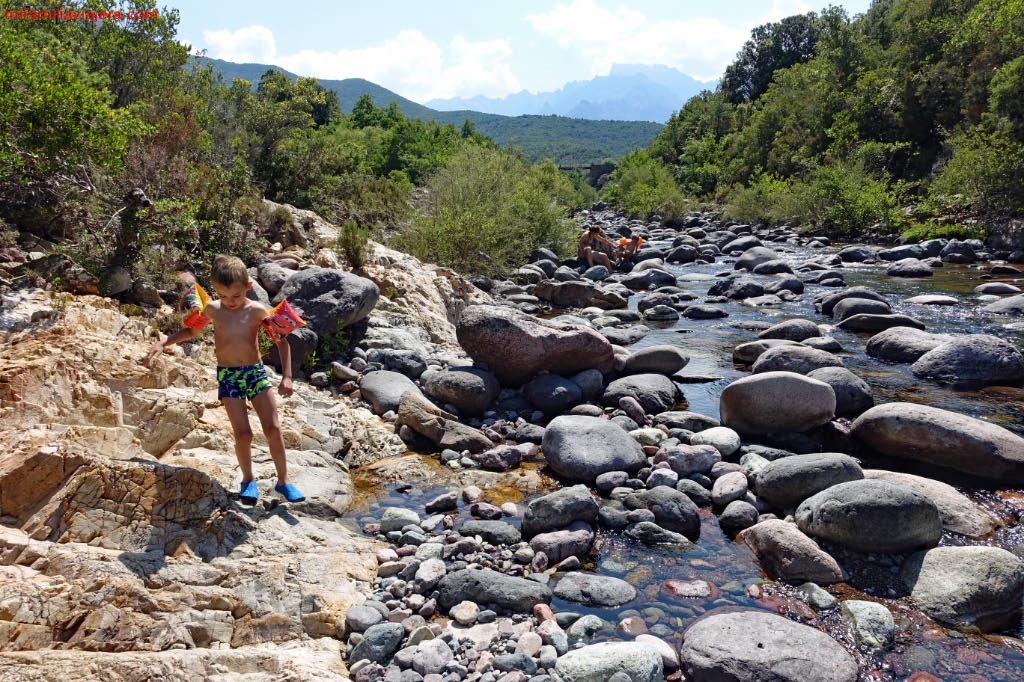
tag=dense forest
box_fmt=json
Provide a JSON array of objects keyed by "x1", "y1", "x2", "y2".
[
  {"x1": 198, "y1": 57, "x2": 664, "y2": 166},
  {"x1": 1, "y1": 0, "x2": 1022, "y2": 285}
]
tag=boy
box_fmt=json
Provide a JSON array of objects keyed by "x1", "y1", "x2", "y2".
[{"x1": 143, "y1": 255, "x2": 305, "y2": 503}]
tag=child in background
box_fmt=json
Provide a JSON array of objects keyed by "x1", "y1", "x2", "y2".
[{"x1": 143, "y1": 255, "x2": 305, "y2": 503}]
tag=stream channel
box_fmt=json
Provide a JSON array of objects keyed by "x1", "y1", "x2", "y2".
[{"x1": 345, "y1": 240, "x2": 1024, "y2": 682}]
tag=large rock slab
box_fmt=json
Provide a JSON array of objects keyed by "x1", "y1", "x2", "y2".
[
  {"x1": 851, "y1": 402, "x2": 1024, "y2": 483},
  {"x1": 542, "y1": 415, "x2": 647, "y2": 483},
  {"x1": 555, "y1": 642, "x2": 663, "y2": 682},
  {"x1": 742, "y1": 519, "x2": 847, "y2": 584},
  {"x1": 754, "y1": 453, "x2": 864, "y2": 510},
  {"x1": 531, "y1": 280, "x2": 628, "y2": 309},
  {"x1": 437, "y1": 568, "x2": 552, "y2": 612},
  {"x1": 910, "y1": 334, "x2": 1024, "y2": 388},
  {"x1": 681, "y1": 610, "x2": 858, "y2": 682},
  {"x1": 275, "y1": 267, "x2": 379, "y2": 336},
  {"x1": 795, "y1": 479, "x2": 942, "y2": 553},
  {"x1": 720, "y1": 372, "x2": 835, "y2": 435},
  {"x1": 864, "y1": 470, "x2": 997, "y2": 538},
  {"x1": 456, "y1": 305, "x2": 614, "y2": 386},
  {"x1": 902, "y1": 546, "x2": 1024, "y2": 632}
]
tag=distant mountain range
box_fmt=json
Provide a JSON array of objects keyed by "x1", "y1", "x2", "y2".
[
  {"x1": 191, "y1": 57, "x2": 667, "y2": 165},
  {"x1": 427, "y1": 64, "x2": 715, "y2": 124}
]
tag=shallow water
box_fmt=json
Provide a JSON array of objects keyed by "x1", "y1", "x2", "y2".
[{"x1": 346, "y1": 242, "x2": 1024, "y2": 680}]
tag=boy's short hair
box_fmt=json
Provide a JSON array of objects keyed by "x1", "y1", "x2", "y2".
[{"x1": 211, "y1": 255, "x2": 249, "y2": 286}]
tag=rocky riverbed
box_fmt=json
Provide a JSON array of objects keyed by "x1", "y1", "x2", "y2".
[{"x1": 1, "y1": 204, "x2": 1024, "y2": 681}]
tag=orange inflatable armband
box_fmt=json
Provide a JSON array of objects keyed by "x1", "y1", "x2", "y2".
[
  {"x1": 261, "y1": 299, "x2": 306, "y2": 342},
  {"x1": 179, "y1": 282, "x2": 211, "y2": 330}
]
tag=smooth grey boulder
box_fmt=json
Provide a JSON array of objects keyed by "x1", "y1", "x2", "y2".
[
  {"x1": 796, "y1": 479, "x2": 942, "y2": 553},
  {"x1": 542, "y1": 415, "x2": 647, "y2": 483},
  {"x1": 530, "y1": 521, "x2": 595, "y2": 564},
  {"x1": 556, "y1": 642, "x2": 663, "y2": 682},
  {"x1": 757, "y1": 319, "x2": 821, "y2": 342},
  {"x1": 751, "y1": 345, "x2": 843, "y2": 375},
  {"x1": 523, "y1": 373, "x2": 583, "y2": 416},
  {"x1": 621, "y1": 268, "x2": 679, "y2": 290},
  {"x1": 754, "y1": 453, "x2": 864, "y2": 509},
  {"x1": 521, "y1": 485, "x2": 599, "y2": 538},
  {"x1": 839, "y1": 245, "x2": 877, "y2": 262},
  {"x1": 832, "y1": 297, "x2": 892, "y2": 321},
  {"x1": 863, "y1": 470, "x2": 996, "y2": 538},
  {"x1": 886, "y1": 258, "x2": 934, "y2": 277},
  {"x1": 437, "y1": 568, "x2": 552, "y2": 612},
  {"x1": 742, "y1": 519, "x2": 847, "y2": 584},
  {"x1": 818, "y1": 287, "x2": 887, "y2": 316},
  {"x1": 532, "y1": 279, "x2": 628, "y2": 309},
  {"x1": 720, "y1": 372, "x2": 836, "y2": 434},
  {"x1": 851, "y1": 402, "x2": 1024, "y2": 483},
  {"x1": 902, "y1": 546, "x2": 1024, "y2": 632},
  {"x1": 359, "y1": 370, "x2": 421, "y2": 415},
  {"x1": 654, "y1": 444, "x2": 722, "y2": 478},
  {"x1": 905, "y1": 544, "x2": 1024, "y2": 630},
  {"x1": 975, "y1": 282, "x2": 1021, "y2": 295},
  {"x1": 553, "y1": 572, "x2": 637, "y2": 607},
  {"x1": 603, "y1": 373, "x2": 680, "y2": 414},
  {"x1": 735, "y1": 246, "x2": 780, "y2": 271},
  {"x1": 456, "y1": 304, "x2": 614, "y2": 386},
  {"x1": 752, "y1": 259, "x2": 794, "y2": 275},
  {"x1": 806, "y1": 366, "x2": 874, "y2": 416},
  {"x1": 911, "y1": 334, "x2": 1024, "y2": 388},
  {"x1": 275, "y1": 267, "x2": 379, "y2": 336},
  {"x1": 625, "y1": 520, "x2": 696, "y2": 547},
  {"x1": 718, "y1": 500, "x2": 760, "y2": 535},
  {"x1": 865, "y1": 327, "x2": 957, "y2": 363},
  {"x1": 421, "y1": 366, "x2": 501, "y2": 417},
  {"x1": 681, "y1": 610, "x2": 858, "y2": 682},
  {"x1": 653, "y1": 411, "x2": 721, "y2": 432},
  {"x1": 841, "y1": 600, "x2": 894, "y2": 649},
  {"x1": 460, "y1": 520, "x2": 522, "y2": 546},
  {"x1": 624, "y1": 486, "x2": 701, "y2": 539},
  {"x1": 707, "y1": 276, "x2": 765, "y2": 300},
  {"x1": 982, "y1": 293, "x2": 1024, "y2": 315},
  {"x1": 836, "y1": 313, "x2": 926, "y2": 333},
  {"x1": 623, "y1": 345, "x2": 690, "y2": 375},
  {"x1": 732, "y1": 339, "x2": 801, "y2": 365},
  {"x1": 256, "y1": 261, "x2": 293, "y2": 295},
  {"x1": 349, "y1": 622, "x2": 406, "y2": 665}
]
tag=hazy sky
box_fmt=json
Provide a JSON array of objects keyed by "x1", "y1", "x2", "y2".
[{"x1": 168, "y1": 0, "x2": 875, "y2": 103}]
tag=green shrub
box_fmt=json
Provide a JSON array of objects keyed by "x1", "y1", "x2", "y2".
[
  {"x1": 901, "y1": 220, "x2": 986, "y2": 242},
  {"x1": 600, "y1": 151, "x2": 688, "y2": 220},
  {"x1": 393, "y1": 145, "x2": 576, "y2": 276},
  {"x1": 336, "y1": 219, "x2": 370, "y2": 269},
  {"x1": 926, "y1": 121, "x2": 1024, "y2": 218}
]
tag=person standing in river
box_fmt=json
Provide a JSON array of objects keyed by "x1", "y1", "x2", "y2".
[{"x1": 143, "y1": 255, "x2": 306, "y2": 504}]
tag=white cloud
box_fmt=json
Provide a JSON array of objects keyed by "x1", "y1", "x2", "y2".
[
  {"x1": 527, "y1": 1, "x2": 766, "y2": 82},
  {"x1": 200, "y1": 26, "x2": 520, "y2": 102},
  {"x1": 202, "y1": 25, "x2": 277, "y2": 63}
]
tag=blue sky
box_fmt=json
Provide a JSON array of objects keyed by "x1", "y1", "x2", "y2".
[{"x1": 168, "y1": 0, "x2": 875, "y2": 103}]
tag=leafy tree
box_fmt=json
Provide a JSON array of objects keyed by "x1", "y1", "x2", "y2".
[
  {"x1": 721, "y1": 12, "x2": 825, "y2": 103},
  {"x1": 601, "y1": 151, "x2": 687, "y2": 220}
]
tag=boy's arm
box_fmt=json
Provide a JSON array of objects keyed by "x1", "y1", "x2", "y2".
[
  {"x1": 275, "y1": 336, "x2": 293, "y2": 397},
  {"x1": 143, "y1": 326, "x2": 202, "y2": 366}
]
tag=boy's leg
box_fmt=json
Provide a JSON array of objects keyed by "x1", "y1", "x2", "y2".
[
  {"x1": 222, "y1": 396, "x2": 256, "y2": 487},
  {"x1": 251, "y1": 389, "x2": 289, "y2": 485}
]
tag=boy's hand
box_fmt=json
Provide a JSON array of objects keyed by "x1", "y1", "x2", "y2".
[{"x1": 279, "y1": 376, "x2": 294, "y2": 398}]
